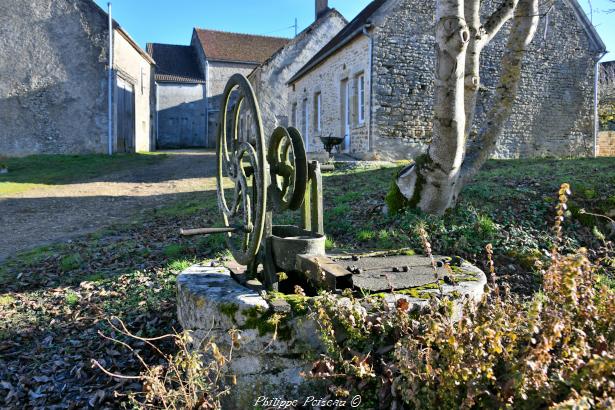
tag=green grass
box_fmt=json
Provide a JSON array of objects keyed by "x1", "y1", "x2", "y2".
[
  {"x1": 356, "y1": 230, "x2": 375, "y2": 242},
  {"x1": 64, "y1": 291, "x2": 80, "y2": 306},
  {"x1": 0, "y1": 153, "x2": 166, "y2": 196},
  {"x1": 0, "y1": 295, "x2": 15, "y2": 306},
  {"x1": 163, "y1": 244, "x2": 188, "y2": 259},
  {"x1": 0, "y1": 156, "x2": 613, "y2": 408},
  {"x1": 315, "y1": 157, "x2": 615, "y2": 291},
  {"x1": 59, "y1": 253, "x2": 84, "y2": 272}
]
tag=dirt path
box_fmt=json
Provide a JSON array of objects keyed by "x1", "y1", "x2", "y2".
[{"x1": 0, "y1": 150, "x2": 217, "y2": 262}]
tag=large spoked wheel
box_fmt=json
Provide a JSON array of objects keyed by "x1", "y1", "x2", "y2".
[
  {"x1": 268, "y1": 126, "x2": 308, "y2": 211},
  {"x1": 216, "y1": 74, "x2": 267, "y2": 266}
]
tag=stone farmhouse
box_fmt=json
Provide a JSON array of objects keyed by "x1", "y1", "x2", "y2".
[
  {"x1": 249, "y1": 6, "x2": 348, "y2": 138},
  {"x1": 147, "y1": 2, "x2": 345, "y2": 149},
  {"x1": 146, "y1": 43, "x2": 206, "y2": 149},
  {"x1": 0, "y1": 0, "x2": 155, "y2": 156},
  {"x1": 148, "y1": 30, "x2": 288, "y2": 148},
  {"x1": 286, "y1": 0, "x2": 607, "y2": 160}
]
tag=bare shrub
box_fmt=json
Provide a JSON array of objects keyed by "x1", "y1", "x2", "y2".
[
  {"x1": 311, "y1": 184, "x2": 615, "y2": 409},
  {"x1": 93, "y1": 317, "x2": 234, "y2": 409}
]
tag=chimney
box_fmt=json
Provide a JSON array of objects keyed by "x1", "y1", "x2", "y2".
[{"x1": 315, "y1": 0, "x2": 329, "y2": 20}]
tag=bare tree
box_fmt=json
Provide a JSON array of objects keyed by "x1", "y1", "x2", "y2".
[{"x1": 396, "y1": 0, "x2": 541, "y2": 214}]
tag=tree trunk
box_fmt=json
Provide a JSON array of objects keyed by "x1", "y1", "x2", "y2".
[
  {"x1": 396, "y1": 0, "x2": 539, "y2": 214},
  {"x1": 396, "y1": 0, "x2": 470, "y2": 214}
]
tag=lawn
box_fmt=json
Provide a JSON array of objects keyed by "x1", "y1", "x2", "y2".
[
  {"x1": 0, "y1": 153, "x2": 166, "y2": 196},
  {"x1": 0, "y1": 157, "x2": 613, "y2": 407}
]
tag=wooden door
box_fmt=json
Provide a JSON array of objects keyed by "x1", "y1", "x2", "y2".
[{"x1": 116, "y1": 77, "x2": 135, "y2": 153}]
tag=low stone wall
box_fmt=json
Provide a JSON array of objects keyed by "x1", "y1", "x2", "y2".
[{"x1": 597, "y1": 131, "x2": 615, "y2": 157}]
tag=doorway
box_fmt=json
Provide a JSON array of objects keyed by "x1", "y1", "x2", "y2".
[
  {"x1": 116, "y1": 76, "x2": 136, "y2": 153},
  {"x1": 340, "y1": 79, "x2": 350, "y2": 153}
]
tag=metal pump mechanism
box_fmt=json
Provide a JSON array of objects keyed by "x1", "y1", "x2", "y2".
[{"x1": 180, "y1": 74, "x2": 351, "y2": 292}]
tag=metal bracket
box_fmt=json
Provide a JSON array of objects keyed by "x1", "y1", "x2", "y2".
[
  {"x1": 295, "y1": 254, "x2": 353, "y2": 291},
  {"x1": 301, "y1": 161, "x2": 324, "y2": 235}
]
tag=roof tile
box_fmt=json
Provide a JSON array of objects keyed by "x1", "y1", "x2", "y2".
[
  {"x1": 147, "y1": 43, "x2": 205, "y2": 83},
  {"x1": 195, "y1": 29, "x2": 290, "y2": 64}
]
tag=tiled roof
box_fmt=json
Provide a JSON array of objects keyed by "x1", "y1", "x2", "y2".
[
  {"x1": 194, "y1": 29, "x2": 290, "y2": 64},
  {"x1": 146, "y1": 43, "x2": 205, "y2": 84},
  {"x1": 288, "y1": 0, "x2": 387, "y2": 84}
]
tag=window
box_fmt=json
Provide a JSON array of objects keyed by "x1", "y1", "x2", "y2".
[
  {"x1": 314, "y1": 92, "x2": 322, "y2": 133},
  {"x1": 357, "y1": 73, "x2": 365, "y2": 124},
  {"x1": 340, "y1": 78, "x2": 350, "y2": 153},
  {"x1": 303, "y1": 98, "x2": 309, "y2": 150},
  {"x1": 141, "y1": 67, "x2": 145, "y2": 95},
  {"x1": 291, "y1": 103, "x2": 298, "y2": 127}
]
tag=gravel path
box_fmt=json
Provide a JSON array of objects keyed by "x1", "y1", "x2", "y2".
[{"x1": 0, "y1": 150, "x2": 217, "y2": 262}]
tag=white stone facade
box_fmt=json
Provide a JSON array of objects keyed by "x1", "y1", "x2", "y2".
[
  {"x1": 289, "y1": 36, "x2": 371, "y2": 155},
  {"x1": 113, "y1": 30, "x2": 154, "y2": 152},
  {"x1": 249, "y1": 10, "x2": 348, "y2": 138},
  {"x1": 288, "y1": 0, "x2": 605, "y2": 160}
]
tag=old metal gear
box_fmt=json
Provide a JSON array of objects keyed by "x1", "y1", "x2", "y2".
[
  {"x1": 268, "y1": 126, "x2": 308, "y2": 211},
  {"x1": 216, "y1": 74, "x2": 267, "y2": 266}
]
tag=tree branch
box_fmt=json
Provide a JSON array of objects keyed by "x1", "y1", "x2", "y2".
[
  {"x1": 483, "y1": 0, "x2": 519, "y2": 43},
  {"x1": 464, "y1": 0, "x2": 483, "y2": 138},
  {"x1": 458, "y1": 0, "x2": 540, "y2": 191}
]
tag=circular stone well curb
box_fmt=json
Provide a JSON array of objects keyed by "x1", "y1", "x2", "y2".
[{"x1": 177, "y1": 260, "x2": 486, "y2": 407}]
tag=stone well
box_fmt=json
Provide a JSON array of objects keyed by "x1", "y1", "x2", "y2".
[{"x1": 177, "y1": 256, "x2": 486, "y2": 408}]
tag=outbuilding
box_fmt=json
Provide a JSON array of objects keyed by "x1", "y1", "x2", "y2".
[{"x1": 0, "y1": 0, "x2": 155, "y2": 156}]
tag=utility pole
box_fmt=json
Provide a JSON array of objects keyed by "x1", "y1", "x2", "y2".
[
  {"x1": 107, "y1": 2, "x2": 113, "y2": 156},
  {"x1": 294, "y1": 18, "x2": 298, "y2": 37}
]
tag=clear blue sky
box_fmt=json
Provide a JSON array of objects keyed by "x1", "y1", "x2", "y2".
[{"x1": 94, "y1": 0, "x2": 614, "y2": 61}]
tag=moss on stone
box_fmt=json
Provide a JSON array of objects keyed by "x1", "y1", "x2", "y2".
[
  {"x1": 240, "y1": 305, "x2": 292, "y2": 340},
  {"x1": 218, "y1": 303, "x2": 239, "y2": 321},
  {"x1": 369, "y1": 282, "x2": 441, "y2": 300},
  {"x1": 396, "y1": 281, "x2": 441, "y2": 298},
  {"x1": 267, "y1": 292, "x2": 310, "y2": 315}
]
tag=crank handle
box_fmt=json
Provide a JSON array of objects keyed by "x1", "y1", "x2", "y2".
[{"x1": 180, "y1": 225, "x2": 253, "y2": 237}]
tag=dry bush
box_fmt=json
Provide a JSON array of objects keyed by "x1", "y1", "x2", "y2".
[
  {"x1": 93, "y1": 318, "x2": 235, "y2": 409},
  {"x1": 311, "y1": 184, "x2": 615, "y2": 409}
]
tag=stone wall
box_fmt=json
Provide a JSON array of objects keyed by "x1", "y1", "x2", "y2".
[
  {"x1": 599, "y1": 62, "x2": 615, "y2": 132},
  {"x1": 155, "y1": 83, "x2": 207, "y2": 148},
  {"x1": 0, "y1": 0, "x2": 154, "y2": 156},
  {"x1": 291, "y1": 0, "x2": 601, "y2": 160},
  {"x1": 113, "y1": 30, "x2": 153, "y2": 152},
  {"x1": 0, "y1": 0, "x2": 110, "y2": 156},
  {"x1": 597, "y1": 131, "x2": 615, "y2": 157},
  {"x1": 290, "y1": 36, "x2": 371, "y2": 154},
  {"x1": 249, "y1": 11, "x2": 347, "y2": 139},
  {"x1": 369, "y1": 0, "x2": 601, "y2": 160}
]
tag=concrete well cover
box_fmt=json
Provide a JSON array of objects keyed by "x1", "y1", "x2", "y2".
[{"x1": 334, "y1": 255, "x2": 444, "y2": 292}]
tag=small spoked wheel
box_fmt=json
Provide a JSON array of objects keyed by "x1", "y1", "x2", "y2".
[
  {"x1": 268, "y1": 126, "x2": 308, "y2": 211},
  {"x1": 216, "y1": 74, "x2": 267, "y2": 266}
]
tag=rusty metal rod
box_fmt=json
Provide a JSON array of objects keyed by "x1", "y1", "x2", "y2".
[{"x1": 180, "y1": 227, "x2": 238, "y2": 237}]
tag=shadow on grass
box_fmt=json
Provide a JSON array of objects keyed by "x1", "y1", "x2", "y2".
[
  {"x1": 0, "y1": 190, "x2": 222, "y2": 293},
  {"x1": 0, "y1": 150, "x2": 216, "y2": 191}
]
